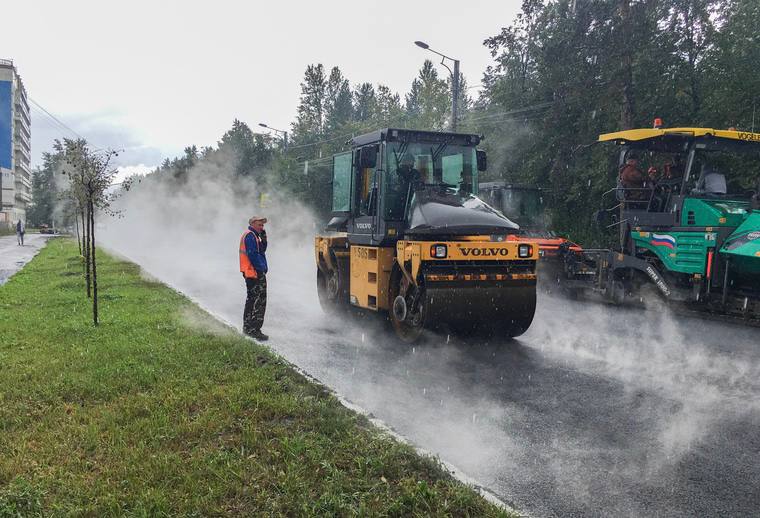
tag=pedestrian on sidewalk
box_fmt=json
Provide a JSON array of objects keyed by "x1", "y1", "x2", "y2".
[
  {"x1": 16, "y1": 220, "x2": 25, "y2": 246},
  {"x1": 239, "y1": 216, "x2": 269, "y2": 341}
]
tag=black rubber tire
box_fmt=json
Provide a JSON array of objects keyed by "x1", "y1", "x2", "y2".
[
  {"x1": 499, "y1": 287, "x2": 537, "y2": 338},
  {"x1": 388, "y1": 268, "x2": 425, "y2": 344},
  {"x1": 316, "y1": 268, "x2": 345, "y2": 314}
]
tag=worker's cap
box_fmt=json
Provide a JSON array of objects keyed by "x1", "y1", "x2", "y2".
[{"x1": 249, "y1": 216, "x2": 268, "y2": 224}]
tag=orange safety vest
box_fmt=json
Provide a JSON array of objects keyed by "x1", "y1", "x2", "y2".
[{"x1": 239, "y1": 230, "x2": 261, "y2": 279}]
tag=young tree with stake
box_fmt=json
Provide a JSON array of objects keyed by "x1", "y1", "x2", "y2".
[{"x1": 60, "y1": 139, "x2": 128, "y2": 325}]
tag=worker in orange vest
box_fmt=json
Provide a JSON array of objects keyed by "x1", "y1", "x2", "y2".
[{"x1": 240, "y1": 216, "x2": 268, "y2": 340}]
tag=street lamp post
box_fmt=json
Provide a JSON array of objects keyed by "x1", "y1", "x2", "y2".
[
  {"x1": 258, "y1": 123, "x2": 288, "y2": 151},
  {"x1": 414, "y1": 40, "x2": 460, "y2": 131}
]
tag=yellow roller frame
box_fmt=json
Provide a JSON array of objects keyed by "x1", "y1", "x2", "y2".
[{"x1": 395, "y1": 238, "x2": 538, "y2": 284}]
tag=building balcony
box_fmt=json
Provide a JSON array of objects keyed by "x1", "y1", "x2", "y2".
[
  {"x1": 14, "y1": 109, "x2": 32, "y2": 135},
  {"x1": 2, "y1": 186, "x2": 16, "y2": 208},
  {"x1": 17, "y1": 86, "x2": 28, "y2": 105},
  {"x1": 15, "y1": 156, "x2": 31, "y2": 172},
  {"x1": 14, "y1": 160, "x2": 31, "y2": 176},
  {"x1": 15, "y1": 190, "x2": 32, "y2": 204},
  {"x1": 14, "y1": 131, "x2": 31, "y2": 152},
  {"x1": 15, "y1": 98, "x2": 30, "y2": 118},
  {"x1": 15, "y1": 101, "x2": 32, "y2": 124},
  {"x1": 15, "y1": 113, "x2": 31, "y2": 136},
  {"x1": 15, "y1": 145, "x2": 31, "y2": 163},
  {"x1": 15, "y1": 174, "x2": 31, "y2": 190},
  {"x1": 13, "y1": 131, "x2": 32, "y2": 149},
  {"x1": 19, "y1": 121, "x2": 31, "y2": 139}
]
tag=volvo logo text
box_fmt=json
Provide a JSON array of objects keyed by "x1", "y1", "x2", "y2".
[{"x1": 460, "y1": 247, "x2": 509, "y2": 257}]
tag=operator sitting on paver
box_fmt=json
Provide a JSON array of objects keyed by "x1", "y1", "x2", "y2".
[
  {"x1": 618, "y1": 152, "x2": 650, "y2": 204},
  {"x1": 239, "y1": 216, "x2": 269, "y2": 341},
  {"x1": 619, "y1": 153, "x2": 646, "y2": 189}
]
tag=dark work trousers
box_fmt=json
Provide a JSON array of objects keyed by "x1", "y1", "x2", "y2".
[{"x1": 243, "y1": 274, "x2": 267, "y2": 334}]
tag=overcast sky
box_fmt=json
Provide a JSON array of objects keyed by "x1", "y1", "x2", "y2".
[{"x1": 3, "y1": 0, "x2": 521, "y2": 174}]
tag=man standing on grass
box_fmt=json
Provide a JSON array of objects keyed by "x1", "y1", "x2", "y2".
[{"x1": 239, "y1": 216, "x2": 268, "y2": 341}]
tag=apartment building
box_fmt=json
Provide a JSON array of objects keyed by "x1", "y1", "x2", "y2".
[{"x1": 0, "y1": 59, "x2": 32, "y2": 228}]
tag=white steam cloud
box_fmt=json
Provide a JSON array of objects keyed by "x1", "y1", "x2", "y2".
[{"x1": 98, "y1": 150, "x2": 760, "y2": 517}]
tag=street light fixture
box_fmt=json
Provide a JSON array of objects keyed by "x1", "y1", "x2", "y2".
[
  {"x1": 414, "y1": 40, "x2": 460, "y2": 131},
  {"x1": 258, "y1": 123, "x2": 288, "y2": 151}
]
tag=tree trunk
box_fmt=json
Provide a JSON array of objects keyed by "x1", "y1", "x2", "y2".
[
  {"x1": 84, "y1": 204, "x2": 91, "y2": 298},
  {"x1": 81, "y1": 207, "x2": 87, "y2": 274},
  {"x1": 619, "y1": 0, "x2": 635, "y2": 129},
  {"x1": 90, "y1": 199, "x2": 98, "y2": 325},
  {"x1": 75, "y1": 211, "x2": 82, "y2": 256}
]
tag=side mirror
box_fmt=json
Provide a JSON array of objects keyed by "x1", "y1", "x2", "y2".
[
  {"x1": 358, "y1": 145, "x2": 378, "y2": 169},
  {"x1": 476, "y1": 149, "x2": 487, "y2": 172}
]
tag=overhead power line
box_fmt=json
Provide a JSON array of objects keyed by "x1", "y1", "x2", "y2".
[
  {"x1": 29, "y1": 97, "x2": 106, "y2": 152},
  {"x1": 292, "y1": 100, "x2": 555, "y2": 164},
  {"x1": 462, "y1": 101, "x2": 554, "y2": 124},
  {"x1": 297, "y1": 155, "x2": 334, "y2": 166},
  {"x1": 29, "y1": 97, "x2": 86, "y2": 140},
  {"x1": 287, "y1": 132, "x2": 352, "y2": 150}
]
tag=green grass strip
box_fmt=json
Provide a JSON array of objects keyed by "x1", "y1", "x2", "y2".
[{"x1": 0, "y1": 239, "x2": 515, "y2": 517}]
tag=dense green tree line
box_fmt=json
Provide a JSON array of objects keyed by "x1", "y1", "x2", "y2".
[
  {"x1": 30, "y1": 0, "x2": 760, "y2": 244},
  {"x1": 470, "y1": 0, "x2": 759, "y2": 243}
]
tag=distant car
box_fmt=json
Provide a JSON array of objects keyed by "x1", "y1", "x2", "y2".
[{"x1": 39, "y1": 224, "x2": 56, "y2": 234}]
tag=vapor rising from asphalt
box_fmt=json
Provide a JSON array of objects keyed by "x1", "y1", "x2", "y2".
[
  {"x1": 522, "y1": 296, "x2": 760, "y2": 504},
  {"x1": 100, "y1": 149, "x2": 325, "y2": 337},
  {"x1": 99, "y1": 157, "x2": 760, "y2": 516}
]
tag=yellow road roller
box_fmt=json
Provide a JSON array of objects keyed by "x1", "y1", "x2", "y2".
[{"x1": 315, "y1": 128, "x2": 538, "y2": 342}]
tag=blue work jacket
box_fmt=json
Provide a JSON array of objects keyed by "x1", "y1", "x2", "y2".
[{"x1": 244, "y1": 226, "x2": 268, "y2": 274}]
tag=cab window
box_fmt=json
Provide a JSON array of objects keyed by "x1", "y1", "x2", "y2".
[
  {"x1": 331, "y1": 152, "x2": 352, "y2": 212},
  {"x1": 384, "y1": 142, "x2": 478, "y2": 220},
  {"x1": 354, "y1": 147, "x2": 377, "y2": 216}
]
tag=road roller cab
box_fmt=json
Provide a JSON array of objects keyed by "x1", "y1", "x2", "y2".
[{"x1": 315, "y1": 128, "x2": 539, "y2": 342}]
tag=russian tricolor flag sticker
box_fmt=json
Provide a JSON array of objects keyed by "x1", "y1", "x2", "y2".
[{"x1": 651, "y1": 233, "x2": 677, "y2": 249}]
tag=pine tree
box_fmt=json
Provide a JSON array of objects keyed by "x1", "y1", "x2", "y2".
[
  {"x1": 219, "y1": 119, "x2": 272, "y2": 180},
  {"x1": 405, "y1": 60, "x2": 450, "y2": 130},
  {"x1": 291, "y1": 64, "x2": 327, "y2": 143},
  {"x1": 353, "y1": 82, "x2": 377, "y2": 123},
  {"x1": 325, "y1": 66, "x2": 354, "y2": 132},
  {"x1": 375, "y1": 85, "x2": 404, "y2": 126},
  {"x1": 27, "y1": 152, "x2": 59, "y2": 227},
  {"x1": 703, "y1": 0, "x2": 760, "y2": 130}
]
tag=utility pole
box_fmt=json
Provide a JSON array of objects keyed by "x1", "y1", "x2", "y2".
[
  {"x1": 452, "y1": 59, "x2": 460, "y2": 131},
  {"x1": 258, "y1": 123, "x2": 288, "y2": 151},
  {"x1": 415, "y1": 41, "x2": 461, "y2": 131}
]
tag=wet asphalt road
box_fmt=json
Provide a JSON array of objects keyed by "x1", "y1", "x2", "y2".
[
  {"x1": 99, "y1": 227, "x2": 760, "y2": 517},
  {"x1": 263, "y1": 298, "x2": 760, "y2": 518},
  {"x1": 0, "y1": 234, "x2": 52, "y2": 284}
]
